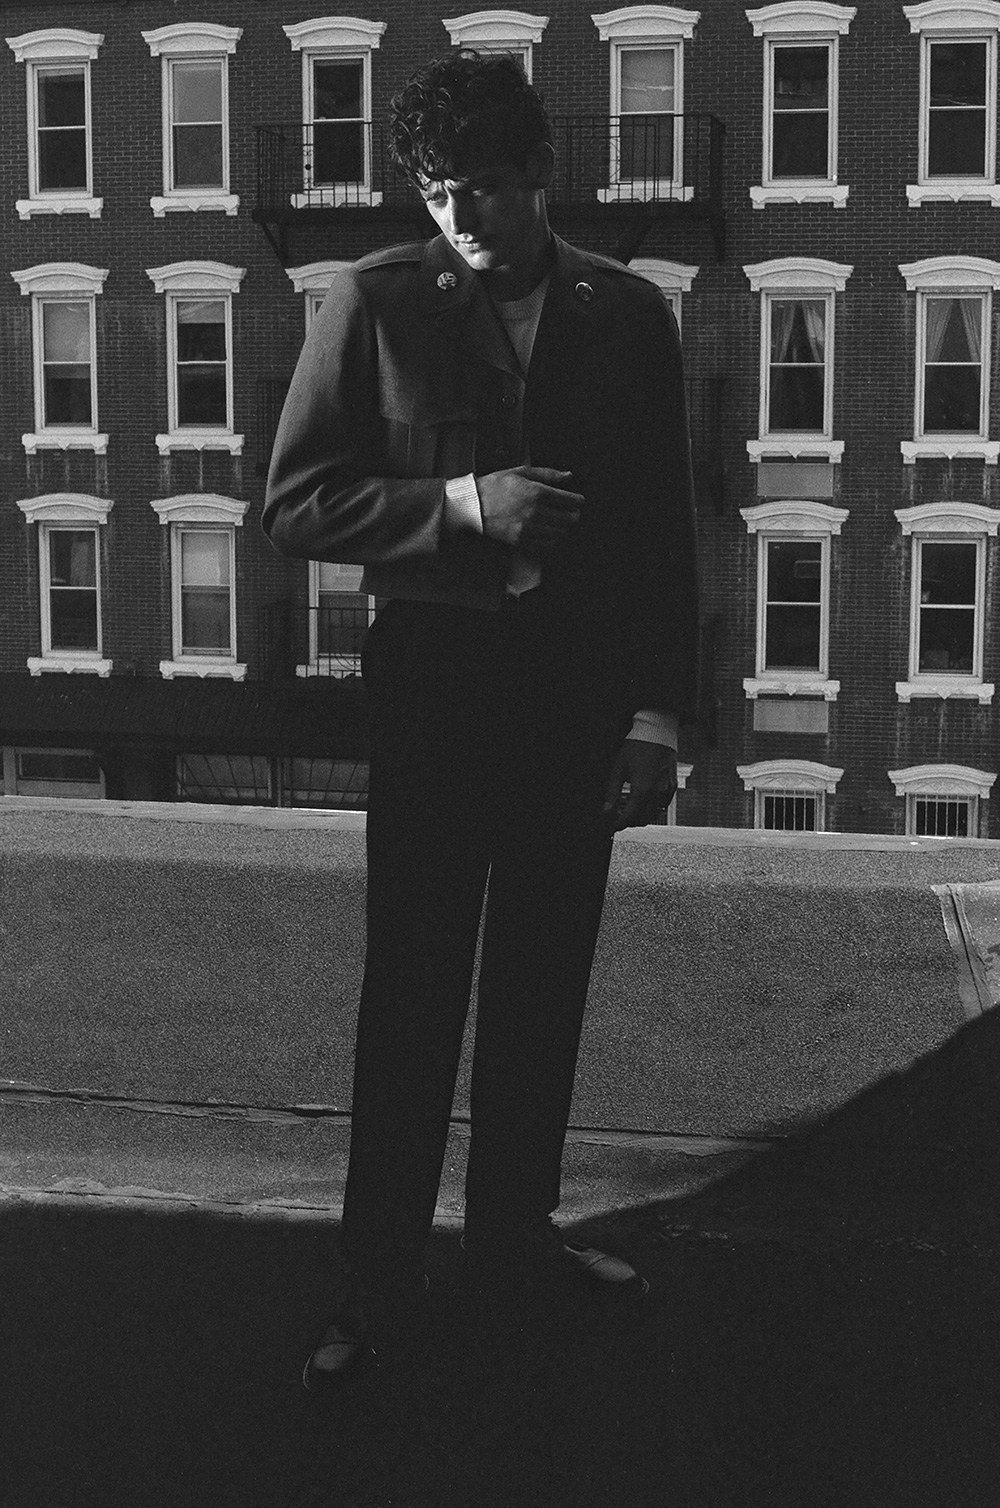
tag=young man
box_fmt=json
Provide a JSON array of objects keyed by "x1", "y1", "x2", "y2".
[{"x1": 263, "y1": 51, "x2": 699, "y2": 1386}]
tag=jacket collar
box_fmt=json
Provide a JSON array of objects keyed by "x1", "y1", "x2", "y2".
[{"x1": 419, "y1": 233, "x2": 606, "y2": 385}]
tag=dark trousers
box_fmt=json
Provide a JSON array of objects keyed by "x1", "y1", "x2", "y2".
[{"x1": 340, "y1": 596, "x2": 623, "y2": 1279}]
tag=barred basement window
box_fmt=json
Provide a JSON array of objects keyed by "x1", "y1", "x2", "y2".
[
  {"x1": 177, "y1": 753, "x2": 271, "y2": 804},
  {"x1": 287, "y1": 757, "x2": 369, "y2": 809},
  {"x1": 912, "y1": 794, "x2": 974, "y2": 836},
  {"x1": 760, "y1": 787, "x2": 819, "y2": 831}
]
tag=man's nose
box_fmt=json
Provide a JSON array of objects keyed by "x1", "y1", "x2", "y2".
[{"x1": 445, "y1": 192, "x2": 479, "y2": 238}]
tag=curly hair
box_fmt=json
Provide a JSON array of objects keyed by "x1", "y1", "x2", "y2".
[{"x1": 389, "y1": 50, "x2": 551, "y2": 183}]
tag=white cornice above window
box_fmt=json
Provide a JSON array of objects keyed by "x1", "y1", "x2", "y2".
[
  {"x1": 903, "y1": 1, "x2": 1000, "y2": 33},
  {"x1": 443, "y1": 11, "x2": 550, "y2": 46},
  {"x1": 142, "y1": 23, "x2": 242, "y2": 56},
  {"x1": 737, "y1": 759, "x2": 843, "y2": 791},
  {"x1": 630, "y1": 257, "x2": 699, "y2": 292},
  {"x1": 895, "y1": 501, "x2": 1000, "y2": 534},
  {"x1": 16, "y1": 493, "x2": 113, "y2": 525},
  {"x1": 741, "y1": 499, "x2": 849, "y2": 533},
  {"x1": 146, "y1": 261, "x2": 245, "y2": 295},
  {"x1": 6, "y1": 29, "x2": 103, "y2": 63},
  {"x1": 591, "y1": 6, "x2": 700, "y2": 42},
  {"x1": 286, "y1": 261, "x2": 352, "y2": 294},
  {"x1": 744, "y1": 256, "x2": 853, "y2": 291},
  {"x1": 151, "y1": 495, "x2": 248, "y2": 526},
  {"x1": 899, "y1": 255, "x2": 1000, "y2": 290},
  {"x1": 888, "y1": 763, "x2": 996, "y2": 797},
  {"x1": 745, "y1": 2, "x2": 856, "y2": 36},
  {"x1": 11, "y1": 262, "x2": 107, "y2": 296},
  {"x1": 283, "y1": 18, "x2": 386, "y2": 52}
]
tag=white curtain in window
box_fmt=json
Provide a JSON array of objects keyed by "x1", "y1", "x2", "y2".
[
  {"x1": 771, "y1": 299, "x2": 825, "y2": 363},
  {"x1": 925, "y1": 297, "x2": 982, "y2": 363}
]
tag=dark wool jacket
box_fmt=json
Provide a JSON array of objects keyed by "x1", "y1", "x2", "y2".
[{"x1": 263, "y1": 232, "x2": 700, "y2": 723}]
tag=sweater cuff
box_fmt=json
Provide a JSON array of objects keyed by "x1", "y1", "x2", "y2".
[
  {"x1": 627, "y1": 709, "x2": 679, "y2": 749},
  {"x1": 444, "y1": 474, "x2": 483, "y2": 534}
]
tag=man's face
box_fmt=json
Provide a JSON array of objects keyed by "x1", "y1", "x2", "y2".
[{"x1": 417, "y1": 146, "x2": 553, "y2": 276}]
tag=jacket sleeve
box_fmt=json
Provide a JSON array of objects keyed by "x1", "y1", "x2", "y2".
[
  {"x1": 262, "y1": 270, "x2": 462, "y2": 565},
  {"x1": 627, "y1": 296, "x2": 700, "y2": 726}
]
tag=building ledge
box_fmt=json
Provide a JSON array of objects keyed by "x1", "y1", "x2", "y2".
[
  {"x1": 896, "y1": 678, "x2": 994, "y2": 704},
  {"x1": 901, "y1": 439, "x2": 999, "y2": 464},
  {"x1": 907, "y1": 182, "x2": 1000, "y2": 206},
  {"x1": 17, "y1": 195, "x2": 103, "y2": 220},
  {"x1": 289, "y1": 190, "x2": 383, "y2": 209},
  {"x1": 159, "y1": 660, "x2": 246, "y2": 681},
  {"x1": 151, "y1": 194, "x2": 239, "y2": 217},
  {"x1": 24, "y1": 431, "x2": 108, "y2": 455},
  {"x1": 748, "y1": 439, "x2": 843, "y2": 462},
  {"x1": 744, "y1": 677, "x2": 839, "y2": 701},
  {"x1": 751, "y1": 184, "x2": 848, "y2": 208},
  {"x1": 156, "y1": 432, "x2": 243, "y2": 456},
  {"x1": 27, "y1": 656, "x2": 112, "y2": 678}
]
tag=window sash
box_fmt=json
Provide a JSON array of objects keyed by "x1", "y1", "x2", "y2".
[
  {"x1": 34, "y1": 296, "x2": 97, "y2": 432},
  {"x1": 172, "y1": 525, "x2": 236, "y2": 659},
  {"x1": 305, "y1": 54, "x2": 370, "y2": 188},
  {"x1": 763, "y1": 294, "x2": 832, "y2": 436},
  {"x1": 166, "y1": 56, "x2": 228, "y2": 192},
  {"x1": 916, "y1": 293, "x2": 988, "y2": 437},
  {"x1": 610, "y1": 42, "x2": 682, "y2": 184},
  {"x1": 921, "y1": 35, "x2": 996, "y2": 182},
  {"x1": 40, "y1": 525, "x2": 101, "y2": 656},
  {"x1": 759, "y1": 535, "x2": 827, "y2": 675},
  {"x1": 30, "y1": 63, "x2": 92, "y2": 196},
  {"x1": 767, "y1": 40, "x2": 835, "y2": 183},
  {"x1": 167, "y1": 294, "x2": 232, "y2": 432},
  {"x1": 910, "y1": 535, "x2": 985, "y2": 680}
]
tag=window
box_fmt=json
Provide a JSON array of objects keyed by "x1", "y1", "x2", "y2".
[
  {"x1": 744, "y1": 259, "x2": 851, "y2": 461},
  {"x1": 895, "y1": 501, "x2": 998, "y2": 703},
  {"x1": 151, "y1": 494, "x2": 248, "y2": 678},
  {"x1": 630, "y1": 257, "x2": 698, "y2": 328},
  {"x1": 747, "y1": 2, "x2": 854, "y2": 207},
  {"x1": 287, "y1": 757, "x2": 370, "y2": 809},
  {"x1": 295, "y1": 562, "x2": 374, "y2": 677},
  {"x1": 905, "y1": 1, "x2": 1000, "y2": 203},
  {"x1": 441, "y1": 12, "x2": 549, "y2": 78},
  {"x1": 11, "y1": 263, "x2": 108, "y2": 454},
  {"x1": 177, "y1": 754, "x2": 271, "y2": 804},
  {"x1": 146, "y1": 262, "x2": 244, "y2": 454},
  {"x1": 741, "y1": 500, "x2": 846, "y2": 700},
  {"x1": 15, "y1": 493, "x2": 113, "y2": 676},
  {"x1": 143, "y1": 24, "x2": 241, "y2": 216},
  {"x1": 2, "y1": 747, "x2": 104, "y2": 799},
  {"x1": 888, "y1": 763, "x2": 995, "y2": 837},
  {"x1": 737, "y1": 758, "x2": 843, "y2": 831},
  {"x1": 899, "y1": 257, "x2": 1000, "y2": 462},
  {"x1": 592, "y1": 7, "x2": 699, "y2": 201},
  {"x1": 286, "y1": 261, "x2": 351, "y2": 329},
  {"x1": 6, "y1": 28, "x2": 103, "y2": 219},
  {"x1": 284, "y1": 17, "x2": 387, "y2": 208}
]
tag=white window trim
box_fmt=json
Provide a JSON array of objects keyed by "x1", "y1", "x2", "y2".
[
  {"x1": 894, "y1": 501, "x2": 998, "y2": 702},
  {"x1": 146, "y1": 262, "x2": 244, "y2": 454},
  {"x1": 905, "y1": 5, "x2": 1000, "y2": 202},
  {"x1": 737, "y1": 757, "x2": 843, "y2": 831},
  {"x1": 297, "y1": 560, "x2": 374, "y2": 677},
  {"x1": 889, "y1": 762, "x2": 995, "y2": 836},
  {"x1": 630, "y1": 258, "x2": 698, "y2": 328},
  {"x1": 748, "y1": 6, "x2": 856, "y2": 207},
  {"x1": 442, "y1": 11, "x2": 548, "y2": 77},
  {"x1": 151, "y1": 494, "x2": 247, "y2": 680},
  {"x1": 899, "y1": 256, "x2": 1000, "y2": 461},
  {"x1": 592, "y1": 8, "x2": 699, "y2": 202},
  {"x1": 741, "y1": 498, "x2": 847, "y2": 699},
  {"x1": 285, "y1": 17, "x2": 386, "y2": 208},
  {"x1": 16, "y1": 493, "x2": 113, "y2": 677},
  {"x1": 7, "y1": 28, "x2": 104, "y2": 219},
  {"x1": 12, "y1": 263, "x2": 108, "y2": 455},
  {"x1": 143, "y1": 25, "x2": 242, "y2": 217},
  {"x1": 286, "y1": 261, "x2": 351, "y2": 330},
  {"x1": 744, "y1": 259, "x2": 851, "y2": 459}
]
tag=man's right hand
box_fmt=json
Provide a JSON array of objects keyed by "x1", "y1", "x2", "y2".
[{"x1": 476, "y1": 466, "x2": 584, "y2": 552}]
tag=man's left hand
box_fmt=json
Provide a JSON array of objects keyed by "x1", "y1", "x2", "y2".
[{"x1": 601, "y1": 739, "x2": 678, "y2": 833}]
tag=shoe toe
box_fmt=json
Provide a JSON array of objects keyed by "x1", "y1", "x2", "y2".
[
  {"x1": 563, "y1": 1243, "x2": 649, "y2": 1294},
  {"x1": 302, "y1": 1321, "x2": 369, "y2": 1391}
]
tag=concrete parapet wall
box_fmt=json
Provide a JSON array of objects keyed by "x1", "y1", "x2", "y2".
[{"x1": 2, "y1": 799, "x2": 998, "y2": 1139}]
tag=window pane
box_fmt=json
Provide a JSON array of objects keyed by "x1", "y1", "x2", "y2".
[
  {"x1": 181, "y1": 531, "x2": 229, "y2": 587},
  {"x1": 49, "y1": 530, "x2": 95, "y2": 587},
  {"x1": 173, "y1": 124, "x2": 224, "y2": 188},
  {"x1": 177, "y1": 367, "x2": 227, "y2": 425},
  {"x1": 313, "y1": 61, "x2": 363, "y2": 120},
  {"x1": 317, "y1": 591, "x2": 369, "y2": 656},
  {"x1": 38, "y1": 70, "x2": 86, "y2": 127},
  {"x1": 620, "y1": 49, "x2": 675, "y2": 113},
  {"x1": 771, "y1": 300, "x2": 825, "y2": 363},
  {"x1": 923, "y1": 367, "x2": 981, "y2": 431},
  {"x1": 317, "y1": 561, "x2": 364, "y2": 591},
  {"x1": 765, "y1": 605, "x2": 821, "y2": 669},
  {"x1": 769, "y1": 368, "x2": 825, "y2": 430},
  {"x1": 313, "y1": 121, "x2": 364, "y2": 182},
  {"x1": 918, "y1": 607, "x2": 974, "y2": 671},
  {"x1": 927, "y1": 297, "x2": 981, "y2": 362},
  {"x1": 18, "y1": 750, "x2": 101, "y2": 782},
  {"x1": 43, "y1": 302, "x2": 90, "y2": 362},
  {"x1": 619, "y1": 115, "x2": 674, "y2": 178},
  {"x1": 762, "y1": 791, "x2": 817, "y2": 831},
  {"x1": 176, "y1": 300, "x2": 225, "y2": 348},
  {"x1": 43, "y1": 369, "x2": 92, "y2": 425},
  {"x1": 920, "y1": 542, "x2": 976, "y2": 604},
  {"x1": 767, "y1": 540, "x2": 822, "y2": 601},
  {"x1": 928, "y1": 110, "x2": 987, "y2": 176},
  {"x1": 178, "y1": 754, "x2": 270, "y2": 803},
  {"x1": 930, "y1": 42, "x2": 987, "y2": 106},
  {"x1": 172, "y1": 61, "x2": 223, "y2": 124},
  {"x1": 182, "y1": 590, "x2": 231, "y2": 653},
  {"x1": 772, "y1": 113, "x2": 828, "y2": 177},
  {"x1": 288, "y1": 757, "x2": 369, "y2": 810},
  {"x1": 38, "y1": 130, "x2": 88, "y2": 190},
  {"x1": 915, "y1": 797, "x2": 970, "y2": 837},
  {"x1": 774, "y1": 45, "x2": 828, "y2": 107},
  {"x1": 50, "y1": 590, "x2": 98, "y2": 650}
]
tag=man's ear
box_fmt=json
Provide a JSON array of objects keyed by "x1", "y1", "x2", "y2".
[{"x1": 525, "y1": 141, "x2": 555, "y2": 190}]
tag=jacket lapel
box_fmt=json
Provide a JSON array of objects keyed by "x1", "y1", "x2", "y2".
[
  {"x1": 527, "y1": 237, "x2": 611, "y2": 391},
  {"x1": 419, "y1": 236, "x2": 522, "y2": 381}
]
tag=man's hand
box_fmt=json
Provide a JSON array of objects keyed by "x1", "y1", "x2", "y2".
[
  {"x1": 602, "y1": 739, "x2": 678, "y2": 833},
  {"x1": 477, "y1": 466, "x2": 583, "y2": 551}
]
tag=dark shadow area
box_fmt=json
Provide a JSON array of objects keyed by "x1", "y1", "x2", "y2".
[{"x1": 2, "y1": 1011, "x2": 997, "y2": 1507}]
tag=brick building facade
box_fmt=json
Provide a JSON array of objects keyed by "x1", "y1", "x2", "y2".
[{"x1": 1, "y1": 0, "x2": 999, "y2": 837}]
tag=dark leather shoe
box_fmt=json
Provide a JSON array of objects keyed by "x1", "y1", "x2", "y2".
[
  {"x1": 302, "y1": 1271, "x2": 430, "y2": 1391},
  {"x1": 463, "y1": 1217, "x2": 649, "y2": 1300}
]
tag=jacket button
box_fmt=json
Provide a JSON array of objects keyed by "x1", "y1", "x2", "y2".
[{"x1": 501, "y1": 394, "x2": 517, "y2": 408}]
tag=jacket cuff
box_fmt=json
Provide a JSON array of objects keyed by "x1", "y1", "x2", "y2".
[
  {"x1": 444, "y1": 474, "x2": 483, "y2": 534},
  {"x1": 627, "y1": 709, "x2": 678, "y2": 749}
]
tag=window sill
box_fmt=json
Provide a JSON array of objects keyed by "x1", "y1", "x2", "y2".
[
  {"x1": 296, "y1": 660, "x2": 362, "y2": 678},
  {"x1": 17, "y1": 195, "x2": 103, "y2": 220},
  {"x1": 156, "y1": 431, "x2": 244, "y2": 455},
  {"x1": 160, "y1": 660, "x2": 246, "y2": 681},
  {"x1": 901, "y1": 439, "x2": 999, "y2": 464},
  {"x1": 896, "y1": 678, "x2": 994, "y2": 705},
  {"x1": 596, "y1": 183, "x2": 694, "y2": 204},
  {"x1": 28, "y1": 655, "x2": 112, "y2": 678},
  {"x1": 289, "y1": 189, "x2": 383, "y2": 209},
  {"x1": 151, "y1": 194, "x2": 240, "y2": 217},
  {"x1": 744, "y1": 677, "x2": 839, "y2": 701},
  {"x1": 751, "y1": 184, "x2": 849, "y2": 208},
  {"x1": 747, "y1": 439, "x2": 843, "y2": 462},
  {"x1": 907, "y1": 182, "x2": 1000, "y2": 206},
  {"x1": 24, "y1": 431, "x2": 108, "y2": 455}
]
